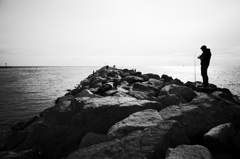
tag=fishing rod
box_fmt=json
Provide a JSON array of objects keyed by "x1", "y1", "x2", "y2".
[{"x1": 194, "y1": 51, "x2": 196, "y2": 83}]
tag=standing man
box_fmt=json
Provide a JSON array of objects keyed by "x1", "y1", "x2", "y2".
[{"x1": 198, "y1": 45, "x2": 212, "y2": 87}]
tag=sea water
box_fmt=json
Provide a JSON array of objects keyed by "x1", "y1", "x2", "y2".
[{"x1": 0, "y1": 66, "x2": 239, "y2": 132}]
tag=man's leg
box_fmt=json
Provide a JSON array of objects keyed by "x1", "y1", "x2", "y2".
[{"x1": 201, "y1": 66, "x2": 208, "y2": 87}]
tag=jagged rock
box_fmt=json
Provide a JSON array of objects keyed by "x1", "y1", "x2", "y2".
[
  {"x1": 159, "y1": 93, "x2": 240, "y2": 143},
  {"x1": 79, "y1": 132, "x2": 113, "y2": 148},
  {"x1": 132, "y1": 71, "x2": 142, "y2": 77},
  {"x1": 67, "y1": 87, "x2": 86, "y2": 96},
  {"x1": 165, "y1": 145, "x2": 212, "y2": 159},
  {"x1": 3, "y1": 131, "x2": 28, "y2": 151},
  {"x1": 169, "y1": 78, "x2": 184, "y2": 85},
  {"x1": 108, "y1": 109, "x2": 163, "y2": 137},
  {"x1": 24, "y1": 97, "x2": 162, "y2": 159},
  {"x1": 96, "y1": 82, "x2": 113, "y2": 95},
  {"x1": 157, "y1": 94, "x2": 185, "y2": 107},
  {"x1": 75, "y1": 89, "x2": 100, "y2": 98},
  {"x1": 71, "y1": 97, "x2": 163, "y2": 134},
  {"x1": 120, "y1": 75, "x2": 144, "y2": 84},
  {"x1": 102, "y1": 90, "x2": 117, "y2": 96},
  {"x1": 204, "y1": 123, "x2": 234, "y2": 151},
  {"x1": 232, "y1": 130, "x2": 240, "y2": 158},
  {"x1": 212, "y1": 91, "x2": 234, "y2": 102},
  {"x1": 210, "y1": 151, "x2": 233, "y2": 159},
  {"x1": 90, "y1": 82, "x2": 102, "y2": 88},
  {"x1": 128, "y1": 82, "x2": 159, "y2": 100},
  {"x1": 106, "y1": 71, "x2": 119, "y2": 78},
  {"x1": 161, "y1": 74, "x2": 173, "y2": 82},
  {"x1": 90, "y1": 76, "x2": 106, "y2": 88},
  {"x1": 11, "y1": 122, "x2": 27, "y2": 131},
  {"x1": 35, "y1": 123, "x2": 82, "y2": 159},
  {"x1": 143, "y1": 73, "x2": 160, "y2": 80},
  {"x1": 148, "y1": 78, "x2": 165, "y2": 88},
  {"x1": 113, "y1": 91, "x2": 131, "y2": 97},
  {"x1": 80, "y1": 79, "x2": 91, "y2": 87},
  {"x1": 0, "y1": 149, "x2": 41, "y2": 159},
  {"x1": 161, "y1": 84, "x2": 197, "y2": 102},
  {"x1": 55, "y1": 95, "x2": 74, "y2": 104},
  {"x1": 66, "y1": 120, "x2": 190, "y2": 159}
]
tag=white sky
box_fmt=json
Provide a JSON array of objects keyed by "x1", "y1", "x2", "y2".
[{"x1": 0, "y1": 0, "x2": 240, "y2": 66}]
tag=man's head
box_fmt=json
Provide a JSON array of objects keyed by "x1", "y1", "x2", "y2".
[{"x1": 200, "y1": 45, "x2": 207, "y2": 51}]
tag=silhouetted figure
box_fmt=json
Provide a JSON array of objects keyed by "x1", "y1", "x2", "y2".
[{"x1": 198, "y1": 45, "x2": 212, "y2": 87}]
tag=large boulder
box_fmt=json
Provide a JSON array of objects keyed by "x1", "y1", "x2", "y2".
[
  {"x1": 108, "y1": 109, "x2": 163, "y2": 137},
  {"x1": 232, "y1": 130, "x2": 240, "y2": 158},
  {"x1": 203, "y1": 123, "x2": 234, "y2": 151},
  {"x1": 161, "y1": 84, "x2": 197, "y2": 102},
  {"x1": 143, "y1": 73, "x2": 160, "y2": 80},
  {"x1": 157, "y1": 94, "x2": 185, "y2": 108},
  {"x1": 169, "y1": 78, "x2": 184, "y2": 85},
  {"x1": 75, "y1": 89, "x2": 100, "y2": 98},
  {"x1": 128, "y1": 82, "x2": 159, "y2": 100},
  {"x1": 35, "y1": 123, "x2": 83, "y2": 159},
  {"x1": 66, "y1": 120, "x2": 190, "y2": 159},
  {"x1": 2, "y1": 131, "x2": 28, "y2": 151},
  {"x1": 90, "y1": 76, "x2": 107, "y2": 88},
  {"x1": 148, "y1": 78, "x2": 165, "y2": 88},
  {"x1": 159, "y1": 94, "x2": 240, "y2": 143},
  {"x1": 71, "y1": 96, "x2": 163, "y2": 134},
  {"x1": 165, "y1": 145, "x2": 212, "y2": 159},
  {"x1": 120, "y1": 75, "x2": 144, "y2": 84},
  {"x1": 0, "y1": 149, "x2": 41, "y2": 159},
  {"x1": 79, "y1": 132, "x2": 113, "y2": 148},
  {"x1": 24, "y1": 96, "x2": 162, "y2": 159},
  {"x1": 161, "y1": 74, "x2": 173, "y2": 82}
]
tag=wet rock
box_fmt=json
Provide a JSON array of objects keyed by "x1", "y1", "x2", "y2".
[
  {"x1": 165, "y1": 145, "x2": 212, "y2": 159},
  {"x1": 108, "y1": 109, "x2": 163, "y2": 137},
  {"x1": 66, "y1": 120, "x2": 190, "y2": 159},
  {"x1": 204, "y1": 123, "x2": 234, "y2": 151},
  {"x1": 161, "y1": 84, "x2": 197, "y2": 102}
]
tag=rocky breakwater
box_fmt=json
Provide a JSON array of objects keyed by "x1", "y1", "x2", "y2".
[{"x1": 1, "y1": 66, "x2": 240, "y2": 159}]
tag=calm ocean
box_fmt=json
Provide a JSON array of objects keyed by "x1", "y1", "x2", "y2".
[{"x1": 0, "y1": 66, "x2": 240, "y2": 132}]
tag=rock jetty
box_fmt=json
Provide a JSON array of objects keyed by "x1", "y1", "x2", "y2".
[{"x1": 1, "y1": 66, "x2": 240, "y2": 159}]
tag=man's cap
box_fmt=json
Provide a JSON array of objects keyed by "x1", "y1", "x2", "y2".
[{"x1": 200, "y1": 45, "x2": 207, "y2": 49}]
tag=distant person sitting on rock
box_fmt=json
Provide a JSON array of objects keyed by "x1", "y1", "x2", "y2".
[{"x1": 198, "y1": 45, "x2": 212, "y2": 87}]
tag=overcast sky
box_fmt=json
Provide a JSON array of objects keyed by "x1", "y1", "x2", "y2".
[{"x1": 0, "y1": 0, "x2": 240, "y2": 66}]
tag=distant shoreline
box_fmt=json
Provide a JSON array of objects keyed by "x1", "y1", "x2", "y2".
[{"x1": 0, "y1": 66, "x2": 41, "y2": 69}]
